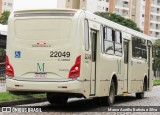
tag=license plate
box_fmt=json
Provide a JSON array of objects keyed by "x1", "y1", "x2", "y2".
[{"x1": 35, "y1": 72, "x2": 47, "y2": 78}]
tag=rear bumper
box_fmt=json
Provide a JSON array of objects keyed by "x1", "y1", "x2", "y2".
[{"x1": 6, "y1": 78, "x2": 83, "y2": 94}]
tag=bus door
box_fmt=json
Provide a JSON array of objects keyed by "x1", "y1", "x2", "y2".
[
  {"x1": 90, "y1": 29, "x2": 97, "y2": 95},
  {"x1": 147, "y1": 41, "x2": 152, "y2": 89},
  {"x1": 124, "y1": 40, "x2": 129, "y2": 92}
]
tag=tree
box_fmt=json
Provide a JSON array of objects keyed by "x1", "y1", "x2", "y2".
[
  {"x1": 153, "y1": 39, "x2": 160, "y2": 71},
  {"x1": 154, "y1": 39, "x2": 160, "y2": 47},
  {"x1": 0, "y1": 11, "x2": 10, "y2": 24},
  {"x1": 94, "y1": 12, "x2": 142, "y2": 32}
]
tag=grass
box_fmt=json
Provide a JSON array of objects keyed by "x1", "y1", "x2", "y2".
[
  {"x1": 0, "y1": 92, "x2": 46, "y2": 102},
  {"x1": 153, "y1": 80, "x2": 160, "y2": 85}
]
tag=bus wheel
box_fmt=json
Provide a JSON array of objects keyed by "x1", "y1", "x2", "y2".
[
  {"x1": 136, "y1": 82, "x2": 145, "y2": 99},
  {"x1": 47, "y1": 93, "x2": 68, "y2": 105},
  {"x1": 102, "y1": 80, "x2": 115, "y2": 106},
  {"x1": 107, "y1": 80, "x2": 115, "y2": 106}
]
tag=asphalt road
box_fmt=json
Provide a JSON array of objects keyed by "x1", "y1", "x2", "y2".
[{"x1": 1, "y1": 86, "x2": 160, "y2": 114}]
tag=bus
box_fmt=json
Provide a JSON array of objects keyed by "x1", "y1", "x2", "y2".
[{"x1": 6, "y1": 9, "x2": 155, "y2": 106}]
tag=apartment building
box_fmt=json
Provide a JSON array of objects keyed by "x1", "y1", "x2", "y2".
[
  {"x1": 0, "y1": 0, "x2": 2, "y2": 15},
  {"x1": 2, "y1": 0, "x2": 13, "y2": 12},
  {"x1": 57, "y1": 0, "x2": 66, "y2": 8},
  {"x1": 0, "y1": 0, "x2": 66, "y2": 14},
  {"x1": 65, "y1": 0, "x2": 160, "y2": 37},
  {"x1": 0, "y1": 0, "x2": 158, "y2": 37},
  {"x1": 66, "y1": 0, "x2": 108, "y2": 13},
  {"x1": 134, "y1": 0, "x2": 160, "y2": 37},
  {"x1": 150, "y1": 0, "x2": 160, "y2": 37}
]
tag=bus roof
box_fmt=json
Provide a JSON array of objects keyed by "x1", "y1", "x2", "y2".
[
  {"x1": 84, "y1": 10, "x2": 157, "y2": 43},
  {"x1": 13, "y1": 8, "x2": 78, "y2": 13},
  {"x1": 12, "y1": 8, "x2": 157, "y2": 43}
]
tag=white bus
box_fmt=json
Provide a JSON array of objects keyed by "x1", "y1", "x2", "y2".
[{"x1": 6, "y1": 9, "x2": 154, "y2": 106}]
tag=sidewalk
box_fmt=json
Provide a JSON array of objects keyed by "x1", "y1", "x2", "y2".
[
  {"x1": 0, "y1": 79, "x2": 6, "y2": 92},
  {"x1": 0, "y1": 81, "x2": 47, "y2": 107},
  {"x1": 0, "y1": 98, "x2": 47, "y2": 107}
]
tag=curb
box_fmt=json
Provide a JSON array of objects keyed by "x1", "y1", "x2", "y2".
[
  {"x1": 0, "y1": 98, "x2": 47, "y2": 107},
  {"x1": 153, "y1": 84, "x2": 160, "y2": 86}
]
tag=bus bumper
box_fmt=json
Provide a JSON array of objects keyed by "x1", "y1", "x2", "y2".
[{"x1": 6, "y1": 78, "x2": 82, "y2": 94}]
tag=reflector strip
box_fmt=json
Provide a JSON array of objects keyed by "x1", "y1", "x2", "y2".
[
  {"x1": 15, "y1": 85, "x2": 23, "y2": 87},
  {"x1": 58, "y1": 86, "x2": 67, "y2": 88},
  {"x1": 37, "y1": 42, "x2": 46, "y2": 45}
]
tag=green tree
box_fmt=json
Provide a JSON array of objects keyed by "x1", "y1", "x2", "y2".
[
  {"x1": 0, "y1": 11, "x2": 10, "y2": 24},
  {"x1": 153, "y1": 39, "x2": 160, "y2": 71},
  {"x1": 154, "y1": 39, "x2": 160, "y2": 47},
  {"x1": 94, "y1": 12, "x2": 141, "y2": 32}
]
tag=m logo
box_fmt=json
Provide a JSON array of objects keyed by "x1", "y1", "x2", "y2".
[{"x1": 37, "y1": 63, "x2": 45, "y2": 73}]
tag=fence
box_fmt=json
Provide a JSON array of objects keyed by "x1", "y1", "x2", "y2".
[
  {"x1": 0, "y1": 63, "x2": 6, "y2": 87},
  {"x1": 154, "y1": 69, "x2": 160, "y2": 80}
]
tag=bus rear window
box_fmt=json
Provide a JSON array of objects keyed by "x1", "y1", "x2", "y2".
[{"x1": 15, "y1": 19, "x2": 71, "y2": 40}]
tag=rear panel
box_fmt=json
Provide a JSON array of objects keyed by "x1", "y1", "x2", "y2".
[{"x1": 7, "y1": 10, "x2": 83, "y2": 81}]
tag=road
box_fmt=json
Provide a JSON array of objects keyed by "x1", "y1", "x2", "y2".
[{"x1": 1, "y1": 86, "x2": 160, "y2": 114}]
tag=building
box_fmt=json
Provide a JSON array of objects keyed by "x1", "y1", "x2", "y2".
[
  {"x1": 0, "y1": 0, "x2": 66, "y2": 13},
  {"x1": 2, "y1": 0, "x2": 13, "y2": 12},
  {"x1": 150, "y1": 0, "x2": 160, "y2": 37},
  {"x1": 0, "y1": 0, "x2": 2, "y2": 15},
  {"x1": 57, "y1": 0, "x2": 66, "y2": 8},
  {"x1": 130, "y1": 0, "x2": 160, "y2": 37},
  {"x1": 65, "y1": 0, "x2": 160, "y2": 38},
  {"x1": 65, "y1": 0, "x2": 130, "y2": 17},
  {"x1": 66, "y1": 0, "x2": 108, "y2": 13},
  {"x1": 0, "y1": 0, "x2": 159, "y2": 37}
]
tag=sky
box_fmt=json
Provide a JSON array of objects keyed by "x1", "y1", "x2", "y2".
[{"x1": 13, "y1": 0, "x2": 58, "y2": 11}]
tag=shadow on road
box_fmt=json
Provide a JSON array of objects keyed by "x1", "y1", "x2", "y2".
[{"x1": 31, "y1": 96, "x2": 148, "y2": 112}]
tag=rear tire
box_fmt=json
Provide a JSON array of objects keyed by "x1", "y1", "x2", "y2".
[
  {"x1": 136, "y1": 81, "x2": 145, "y2": 99},
  {"x1": 136, "y1": 92, "x2": 144, "y2": 99},
  {"x1": 47, "y1": 93, "x2": 68, "y2": 105},
  {"x1": 101, "y1": 80, "x2": 115, "y2": 106}
]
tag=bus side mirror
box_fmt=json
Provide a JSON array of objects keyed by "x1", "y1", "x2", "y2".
[{"x1": 147, "y1": 40, "x2": 152, "y2": 47}]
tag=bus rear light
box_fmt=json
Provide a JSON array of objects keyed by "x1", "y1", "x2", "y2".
[
  {"x1": 68, "y1": 55, "x2": 81, "y2": 79},
  {"x1": 6, "y1": 55, "x2": 14, "y2": 77}
]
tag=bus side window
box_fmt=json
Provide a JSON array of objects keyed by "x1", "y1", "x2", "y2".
[
  {"x1": 115, "y1": 30, "x2": 122, "y2": 56},
  {"x1": 141, "y1": 39, "x2": 147, "y2": 59},
  {"x1": 103, "y1": 27, "x2": 114, "y2": 55},
  {"x1": 132, "y1": 36, "x2": 147, "y2": 60},
  {"x1": 136, "y1": 38, "x2": 142, "y2": 58},
  {"x1": 132, "y1": 36, "x2": 136, "y2": 57},
  {"x1": 84, "y1": 19, "x2": 89, "y2": 51},
  {"x1": 101, "y1": 25, "x2": 104, "y2": 53}
]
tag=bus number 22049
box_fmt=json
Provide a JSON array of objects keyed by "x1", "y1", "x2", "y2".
[{"x1": 50, "y1": 51, "x2": 70, "y2": 58}]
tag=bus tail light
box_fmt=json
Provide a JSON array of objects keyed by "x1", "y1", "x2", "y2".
[
  {"x1": 6, "y1": 55, "x2": 14, "y2": 77},
  {"x1": 68, "y1": 55, "x2": 81, "y2": 79}
]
